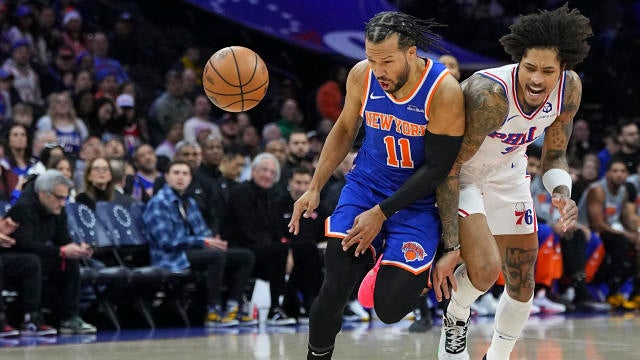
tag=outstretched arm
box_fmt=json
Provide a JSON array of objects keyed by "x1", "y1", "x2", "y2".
[
  {"x1": 542, "y1": 71, "x2": 582, "y2": 230},
  {"x1": 288, "y1": 61, "x2": 367, "y2": 235},
  {"x1": 431, "y1": 74, "x2": 508, "y2": 300}
]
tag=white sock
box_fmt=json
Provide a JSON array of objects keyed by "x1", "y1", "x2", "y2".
[
  {"x1": 486, "y1": 292, "x2": 533, "y2": 360},
  {"x1": 447, "y1": 264, "x2": 485, "y2": 320}
]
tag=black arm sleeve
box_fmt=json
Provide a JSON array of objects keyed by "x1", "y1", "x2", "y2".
[{"x1": 378, "y1": 130, "x2": 463, "y2": 218}]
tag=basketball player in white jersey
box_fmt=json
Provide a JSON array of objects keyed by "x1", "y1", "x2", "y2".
[{"x1": 435, "y1": 5, "x2": 593, "y2": 360}]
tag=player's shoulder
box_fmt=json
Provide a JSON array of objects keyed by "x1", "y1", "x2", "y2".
[
  {"x1": 562, "y1": 70, "x2": 582, "y2": 95},
  {"x1": 343, "y1": 60, "x2": 368, "y2": 86},
  {"x1": 462, "y1": 73, "x2": 507, "y2": 98}
]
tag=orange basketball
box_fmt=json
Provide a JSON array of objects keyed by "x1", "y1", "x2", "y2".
[{"x1": 202, "y1": 46, "x2": 269, "y2": 112}]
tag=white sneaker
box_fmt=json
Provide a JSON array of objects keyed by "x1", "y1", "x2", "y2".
[
  {"x1": 438, "y1": 310, "x2": 470, "y2": 360},
  {"x1": 347, "y1": 300, "x2": 370, "y2": 322},
  {"x1": 533, "y1": 289, "x2": 566, "y2": 314}
]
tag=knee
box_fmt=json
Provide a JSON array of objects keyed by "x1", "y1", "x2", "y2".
[
  {"x1": 374, "y1": 293, "x2": 409, "y2": 324},
  {"x1": 466, "y1": 256, "x2": 501, "y2": 292}
]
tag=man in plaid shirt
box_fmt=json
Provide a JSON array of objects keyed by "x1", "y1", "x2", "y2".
[{"x1": 143, "y1": 160, "x2": 255, "y2": 327}]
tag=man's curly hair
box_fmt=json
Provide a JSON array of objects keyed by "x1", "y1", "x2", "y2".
[{"x1": 499, "y1": 3, "x2": 593, "y2": 70}]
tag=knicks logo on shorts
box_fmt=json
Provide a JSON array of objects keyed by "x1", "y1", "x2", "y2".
[
  {"x1": 401, "y1": 241, "x2": 426, "y2": 262},
  {"x1": 514, "y1": 202, "x2": 534, "y2": 225}
]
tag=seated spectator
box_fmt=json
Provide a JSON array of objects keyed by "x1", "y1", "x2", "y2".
[
  {"x1": 261, "y1": 122, "x2": 282, "y2": 146},
  {"x1": 274, "y1": 167, "x2": 325, "y2": 322},
  {"x1": 115, "y1": 93, "x2": 147, "y2": 155},
  {"x1": 0, "y1": 71, "x2": 19, "y2": 123},
  {"x1": 227, "y1": 153, "x2": 296, "y2": 326},
  {"x1": 214, "y1": 145, "x2": 246, "y2": 204},
  {"x1": 75, "y1": 157, "x2": 114, "y2": 210},
  {"x1": 3, "y1": 39, "x2": 43, "y2": 109},
  {"x1": 73, "y1": 135, "x2": 105, "y2": 192},
  {"x1": 219, "y1": 113, "x2": 239, "y2": 146},
  {"x1": 6, "y1": 170, "x2": 96, "y2": 334},
  {"x1": 48, "y1": 156, "x2": 76, "y2": 202},
  {"x1": 109, "y1": 159, "x2": 135, "y2": 207},
  {"x1": 572, "y1": 153, "x2": 600, "y2": 203},
  {"x1": 36, "y1": 91, "x2": 89, "y2": 157},
  {"x1": 197, "y1": 134, "x2": 223, "y2": 181},
  {"x1": 183, "y1": 94, "x2": 220, "y2": 144},
  {"x1": 143, "y1": 161, "x2": 255, "y2": 327},
  {"x1": 61, "y1": 9, "x2": 87, "y2": 57},
  {"x1": 90, "y1": 32, "x2": 129, "y2": 85},
  {"x1": 0, "y1": 216, "x2": 57, "y2": 337},
  {"x1": 147, "y1": 70, "x2": 192, "y2": 147},
  {"x1": 277, "y1": 98, "x2": 303, "y2": 140},
  {"x1": 40, "y1": 45, "x2": 76, "y2": 96},
  {"x1": 104, "y1": 137, "x2": 126, "y2": 160},
  {"x1": 87, "y1": 97, "x2": 117, "y2": 141},
  {"x1": 578, "y1": 157, "x2": 640, "y2": 310},
  {"x1": 155, "y1": 119, "x2": 184, "y2": 165},
  {"x1": 132, "y1": 144, "x2": 160, "y2": 202},
  {"x1": 1, "y1": 124, "x2": 36, "y2": 202},
  {"x1": 30, "y1": 141, "x2": 64, "y2": 176}
]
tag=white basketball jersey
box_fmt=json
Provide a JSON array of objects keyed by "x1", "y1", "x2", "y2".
[{"x1": 464, "y1": 64, "x2": 566, "y2": 167}]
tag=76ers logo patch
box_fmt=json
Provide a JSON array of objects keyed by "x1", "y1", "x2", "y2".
[
  {"x1": 402, "y1": 242, "x2": 426, "y2": 262},
  {"x1": 514, "y1": 202, "x2": 534, "y2": 225}
]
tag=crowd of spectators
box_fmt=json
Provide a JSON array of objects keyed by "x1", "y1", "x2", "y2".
[{"x1": 0, "y1": 0, "x2": 637, "y2": 338}]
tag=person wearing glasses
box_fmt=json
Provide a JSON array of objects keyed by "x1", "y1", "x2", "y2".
[
  {"x1": 75, "y1": 157, "x2": 114, "y2": 210},
  {"x1": 5, "y1": 169, "x2": 96, "y2": 334}
]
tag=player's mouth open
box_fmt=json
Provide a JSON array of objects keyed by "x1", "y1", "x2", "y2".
[
  {"x1": 526, "y1": 85, "x2": 544, "y2": 97},
  {"x1": 379, "y1": 81, "x2": 390, "y2": 90}
]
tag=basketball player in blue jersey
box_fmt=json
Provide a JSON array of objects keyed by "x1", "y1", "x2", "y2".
[{"x1": 288, "y1": 11, "x2": 465, "y2": 360}]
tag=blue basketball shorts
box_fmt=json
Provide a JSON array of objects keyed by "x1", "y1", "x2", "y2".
[{"x1": 325, "y1": 178, "x2": 440, "y2": 274}]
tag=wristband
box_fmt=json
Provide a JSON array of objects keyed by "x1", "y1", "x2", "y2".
[
  {"x1": 442, "y1": 243, "x2": 460, "y2": 253},
  {"x1": 542, "y1": 169, "x2": 572, "y2": 197}
]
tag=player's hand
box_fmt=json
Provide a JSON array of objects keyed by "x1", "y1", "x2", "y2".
[
  {"x1": 288, "y1": 190, "x2": 320, "y2": 235},
  {"x1": 552, "y1": 194, "x2": 577, "y2": 232},
  {"x1": 342, "y1": 205, "x2": 386, "y2": 256},
  {"x1": 432, "y1": 249, "x2": 459, "y2": 302}
]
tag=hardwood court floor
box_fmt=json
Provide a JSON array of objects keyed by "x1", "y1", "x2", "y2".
[{"x1": 1, "y1": 314, "x2": 638, "y2": 359}]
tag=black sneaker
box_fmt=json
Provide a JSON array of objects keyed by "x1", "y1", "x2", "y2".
[
  {"x1": 21, "y1": 313, "x2": 57, "y2": 337},
  {"x1": 59, "y1": 316, "x2": 96, "y2": 335},
  {"x1": 437, "y1": 308, "x2": 470, "y2": 359},
  {"x1": 409, "y1": 307, "x2": 433, "y2": 333},
  {"x1": 0, "y1": 313, "x2": 19, "y2": 338},
  {"x1": 266, "y1": 307, "x2": 296, "y2": 326}
]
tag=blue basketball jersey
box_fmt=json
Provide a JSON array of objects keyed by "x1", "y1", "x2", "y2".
[{"x1": 352, "y1": 59, "x2": 449, "y2": 206}]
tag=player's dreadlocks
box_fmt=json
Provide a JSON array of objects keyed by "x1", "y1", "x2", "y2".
[
  {"x1": 365, "y1": 11, "x2": 443, "y2": 52},
  {"x1": 500, "y1": 3, "x2": 593, "y2": 70}
]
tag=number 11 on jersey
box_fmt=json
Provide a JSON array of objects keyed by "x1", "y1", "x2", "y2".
[{"x1": 384, "y1": 136, "x2": 414, "y2": 168}]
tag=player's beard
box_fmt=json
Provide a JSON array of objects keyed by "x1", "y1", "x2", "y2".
[{"x1": 387, "y1": 59, "x2": 410, "y2": 94}]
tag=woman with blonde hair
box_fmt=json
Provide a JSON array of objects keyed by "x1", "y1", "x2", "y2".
[{"x1": 36, "y1": 91, "x2": 88, "y2": 157}]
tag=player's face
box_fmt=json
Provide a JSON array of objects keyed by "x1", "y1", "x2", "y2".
[
  {"x1": 365, "y1": 34, "x2": 413, "y2": 94},
  {"x1": 517, "y1": 48, "x2": 563, "y2": 110}
]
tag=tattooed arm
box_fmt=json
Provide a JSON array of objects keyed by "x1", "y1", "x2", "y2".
[
  {"x1": 541, "y1": 71, "x2": 582, "y2": 195},
  {"x1": 542, "y1": 70, "x2": 582, "y2": 229},
  {"x1": 431, "y1": 74, "x2": 507, "y2": 300},
  {"x1": 436, "y1": 75, "x2": 508, "y2": 247}
]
